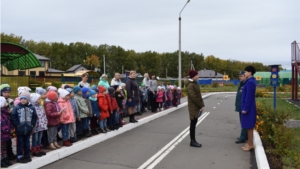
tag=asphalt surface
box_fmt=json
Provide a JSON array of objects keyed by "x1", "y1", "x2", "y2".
[{"x1": 41, "y1": 94, "x2": 257, "y2": 169}]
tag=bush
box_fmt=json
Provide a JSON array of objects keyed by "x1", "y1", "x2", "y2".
[
  {"x1": 256, "y1": 90, "x2": 267, "y2": 98},
  {"x1": 52, "y1": 81, "x2": 63, "y2": 89},
  {"x1": 212, "y1": 82, "x2": 219, "y2": 88},
  {"x1": 255, "y1": 101, "x2": 300, "y2": 169},
  {"x1": 265, "y1": 86, "x2": 273, "y2": 92},
  {"x1": 224, "y1": 83, "x2": 234, "y2": 87},
  {"x1": 277, "y1": 86, "x2": 286, "y2": 92}
]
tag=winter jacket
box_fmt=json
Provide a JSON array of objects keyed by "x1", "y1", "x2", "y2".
[
  {"x1": 241, "y1": 77, "x2": 257, "y2": 129},
  {"x1": 90, "y1": 99, "x2": 101, "y2": 118},
  {"x1": 185, "y1": 79, "x2": 205, "y2": 120},
  {"x1": 106, "y1": 94, "x2": 118, "y2": 113},
  {"x1": 45, "y1": 101, "x2": 60, "y2": 126},
  {"x1": 32, "y1": 103, "x2": 48, "y2": 132},
  {"x1": 167, "y1": 90, "x2": 173, "y2": 101},
  {"x1": 98, "y1": 77, "x2": 110, "y2": 92},
  {"x1": 1, "y1": 108, "x2": 13, "y2": 142},
  {"x1": 111, "y1": 78, "x2": 122, "y2": 86},
  {"x1": 235, "y1": 82, "x2": 245, "y2": 112},
  {"x1": 84, "y1": 98, "x2": 92, "y2": 117},
  {"x1": 70, "y1": 97, "x2": 79, "y2": 118},
  {"x1": 10, "y1": 103, "x2": 37, "y2": 135},
  {"x1": 149, "y1": 79, "x2": 158, "y2": 92},
  {"x1": 126, "y1": 77, "x2": 139, "y2": 102},
  {"x1": 74, "y1": 94, "x2": 89, "y2": 118},
  {"x1": 177, "y1": 90, "x2": 182, "y2": 99},
  {"x1": 97, "y1": 92, "x2": 110, "y2": 120},
  {"x1": 115, "y1": 91, "x2": 124, "y2": 109},
  {"x1": 57, "y1": 98, "x2": 75, "y2": 124},
  {"x1": 173, "y1": 90, "x2": 178, "y2": 99},
  {"x1": 156, "y1": 90, "x2": 163, "y2": 103}
]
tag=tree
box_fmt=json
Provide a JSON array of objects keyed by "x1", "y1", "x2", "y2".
[{"x1": 85, "y1": 54, "x2": 100, "y2": 70}]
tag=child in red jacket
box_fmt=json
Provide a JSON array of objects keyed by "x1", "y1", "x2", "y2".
[
  {"x1": 106, "y1": 87, "x2": 119, "y2": 130},
  {"x1": 97, "y1": 86, "x2": 110, "y2": 133}
]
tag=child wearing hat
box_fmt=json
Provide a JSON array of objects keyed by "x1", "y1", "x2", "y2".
[
  {"x1": 89, "y1": 89, "x2": 100, "y2": 135},
  {"x1": 36, "y1": 87, "x2": 47, "y2": 107},
  {"x1": 30, "y1": 93, "x2": 48, "y2": 157},
  {"x1": 81, "y1": 87, "x2": 92, "y2": 137},
  {"x1": 0, "y1": 83, "x2": 17, "y2": 161},
  {"x1": 45, "y1": 91, "x2": 61, "y2": 150},
  {"x1": 177, "y1": 87, "x2": 182, "y2": 104},
  {"x1": 115, "y1": 86, "x2": 125, "y2": 127},
  {"x1": 97, "y1": 86, "x2": 110, "y2": 133},
  {"x1": 57, "y1": 89, "x2": 75, "y2": 146},
  {"x1": 10, "y1": 91, "x2": 37, "y2": 163},
  {"x1": 73, "y1": 86, "x2": 91, "y2": 139},
  {"x1": 106, "y1": 87, "x2": 119, "y2": 130},
  {"x1": 1, "y1": 96, "x2": 14, "y2": 167},
  {"x1": 14, "y1": 86, "x2": 31, "y2": 106},
  {"x1": 47, "y1": 86, "x2": 57, "y2": 92},
  {"x1": 64, "y1": 85, "x2": 79, "y2": 143},
  {"x1": 156, "y1": 86, "x2": 163, "y2": 111}
]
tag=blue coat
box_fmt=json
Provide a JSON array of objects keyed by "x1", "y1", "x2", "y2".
[
  {"x1": 241, "y1": 77, "x2": 257, "y2": 129},
  {"x1": 90, "y1": 99, "x2": 101, "y2": 118},
  {"x1": 10, "y1": 103, "x2": 37, "y2": 135}
]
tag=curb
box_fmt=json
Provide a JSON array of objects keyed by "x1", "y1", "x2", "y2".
[{"x1": 254, "y1": 130, "x2": 270, "y2": 169}]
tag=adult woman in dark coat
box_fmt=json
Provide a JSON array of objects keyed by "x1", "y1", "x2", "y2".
[
  {"x1": 126, "y1": 70, "x2": 139, "y2": 123},
  {"x1": 241, "y1": 65, "x2": 257, "y2": 151}
]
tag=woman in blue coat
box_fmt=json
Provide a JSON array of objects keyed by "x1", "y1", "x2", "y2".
[{"x1": 241, "y1": 65, "x2": 257, "y2": 151}]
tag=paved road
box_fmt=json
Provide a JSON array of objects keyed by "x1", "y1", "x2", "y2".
[{"x1": 41, "y1": 94, "x2": 257, "y2": 169}]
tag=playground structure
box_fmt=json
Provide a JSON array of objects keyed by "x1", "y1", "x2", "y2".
[{"x1": 291, "y1": 41, "x2": 300, "y2": 101}]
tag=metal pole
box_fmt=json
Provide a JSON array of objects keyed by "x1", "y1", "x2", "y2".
[
  {"x1": 178, "y1": 0, "x2": 190, "y2": 88},
  {"x1": 166, "y1": 68, "x2": 167, "y2": 78},
  {"x1": 103, "y1": 55, "x2": 106, "y2": 74}
]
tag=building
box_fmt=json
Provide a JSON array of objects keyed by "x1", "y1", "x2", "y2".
[
  {"x1": 66, "y1": 64, "x2": 88, "y2": 73},
  {"x1": 197, "y1": 69, "x2": 224, "y2": 79}
]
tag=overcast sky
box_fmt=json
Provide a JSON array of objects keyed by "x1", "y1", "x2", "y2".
[{"x1": 1, "y1": 0, "x2": 299, "y2": 69}]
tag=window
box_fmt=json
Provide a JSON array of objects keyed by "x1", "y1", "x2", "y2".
[
  {"x1": 40, "y1": 61, "x2": 45, "y2": 67},
  {"x1": 39, "y1": 71, "x2": 45, "y2": 77},
  {"x1": 30, "y1": 71, "x2": 36, "y2": 76},
  {"x1": 18, "y1": 71, "x2": 25, "y2": 76}
]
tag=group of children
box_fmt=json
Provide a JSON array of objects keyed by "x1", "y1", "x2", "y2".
[
  {"x1": 0, "y1": 83, "x2": 127, "y2": 167},
  {"x1": 139, "y1": 85, "x2": 182, "y2": 113}
]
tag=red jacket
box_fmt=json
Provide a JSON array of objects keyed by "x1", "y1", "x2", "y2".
[
  {"x1": 57, "y1": 98, "x2": 75, "y2": 124},
  {"x1": 106, "y1": 94, "x2": 118, "y2": 113},
  {"x1": 97, "y1": 93, "x2": 110, "y2": 120},
  {"x1": 45, "y1": 101, "x2": 60, "y2": 126}
]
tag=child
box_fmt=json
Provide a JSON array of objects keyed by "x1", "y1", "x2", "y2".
[
  {"x1": 36, "y1": 87, "x2": 47, "y2": 107},
  {"x1": 57, "y1": 89, "x2": 74, "y2": 146},
  {"x1": 47, "y1": 86, "x2": 57, "y2": 92},
  {"x1": 115, "y1": 86, "x2": 124, "y2": 127},
  {"x1": 64, "y1": 85, "x2": 79, "y2": 143},
  {"x1": 81, "y1": 87, "x2": 92, "y2": 137},
  {"x1": 30, "y1": 93, "x2": 48, "y2": 157},
  {"x1": 172, "y1": 86, "x2": 178, "y2": 107},
  {"x1": 73, "y1": 86, "x2": 91, "y2": 139},
  {"x1": 0, "y1": 83, "x2": 16, "y2": 161},
  {"x1": 177, "y1": 87, "x2": 182, "y2": 104},
  {"x1": 1, "y1": 96, "x2": 13, "y2": 167},
  {"x1": 120, "y1": 83, "x2": 128, "y2": 118},
  {"x1": 161, "y1": 87, "x2": 167, "y2": 110},
  {"x1": 14, "y1": 86, "x2": 31, "y2": 106},
  {"x1": 106, "y1": 87, "x2": 119, "y2": 130},
  {"x1": 156, "y1": 86, "x2": 163, "y2": 111},
  {"x1": 10, "y1": 91, "x2": 37, "y2": 163},
  {"x1": 45, "y1": 91, "x2": 61, "y2": 150},
  {"x1": 97, "y1": 86, "x2": 110, "y2": 133},
  {"x1": 89, "y1": 89, "x2": 100, "y2": 134},
  {"x1": 167, "y1": 86, "x2": 173, "y2": 108}
]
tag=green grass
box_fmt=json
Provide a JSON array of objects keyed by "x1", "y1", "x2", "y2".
[{"x1": 256, "y1": 98, "x2": 300, "y2": 120}]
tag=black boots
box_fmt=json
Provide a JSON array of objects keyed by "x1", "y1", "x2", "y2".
[
  {"x1": 83, "y1": 129, "x2": 92, "y2": 137},
  {"x1": 1, "y1": 157, "x2": 11, "y2": 168},
  {"x1": 129, "y1": 114, "x2": 138, "y2": 123},
  {"x1": 190, "y1": 140, "x2": 202, "y2": 148}
]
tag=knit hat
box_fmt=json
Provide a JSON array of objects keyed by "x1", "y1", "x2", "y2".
[
  {"x1": 30, "y1": 93, "x2": 41, "y2": 103},
  {"x1": 120, "y1": 83, "x2": 126, "y2": 87},
  {"x1": 64, "y1": 85, "x2": 73, "y2": 93},
  {"x1": 177, "y1": 87, "x2": 181, "y2": 90},
  {"x1": 73, "y1": 86, "x2": 81, "y2": 94},
  {"x1": 58, "y1": 88, "x2": 70, "y2": 99},
  {"x1": 36, "y1": 87, "x2": 47, "y2": 95},
  {"x1": 47, "y1": 91, "x2": 58, "y2": 101},
  {"x1": 158, "y1": 86, "x2": 162, "y2": 90},
  {"x1": 0, "y1": 96, "x2": 7, "y2": 108},
  {"x1": 108, "y1": 87, "x2": 115, "y2": 96},
  {"x1": 89, "y1": 89, "x2": 96, "y2": 97},
  {"x1": 141, "y1": 83, "x2": 145, "y2": 87},
  {"x1": 19, "y1": 91, "x2": 31, "y2": 101},
  {"x1": 18, "y1": 86, "x2": 31, "y2": 95},
  {"x1": 47, "y1": 86, "x2": 57, "y2": 92},
  {"x1": 81, "y1": 87, "x2": 89, "y2": 95},
  {"x1": 0, "y1": 83, "x2": 11, "y2": 94},
  {"x1": 98, "y1": 86, "x2": 106, "y2": 93},
  {"x1": 189, "y1": 70, "x2": 198, "y2": 78},
  {"x1": 91, "y1": 85, "x2": 99, "y2": 93}
]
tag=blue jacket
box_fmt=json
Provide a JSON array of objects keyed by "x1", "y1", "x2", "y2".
[
  {"x1": 90, "y1": 99, "x2": 101, "y2": 118},
  {"x1": 10, "y1": 103, "x2": 37, "y2": 135},
  {"x1": 241, "y1": 77, "x2": 257, "y2": 128},
  {"x1": 235, "y1": 82, "x2": 244, "y2": 112}
]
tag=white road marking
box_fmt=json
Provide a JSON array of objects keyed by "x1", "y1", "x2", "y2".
[
  {"x1": 213, "y1": 107, "x2": 216, "y2": 109},
  {"x1": 138, "y1": 112, "x2": 210, "y2": 169}
]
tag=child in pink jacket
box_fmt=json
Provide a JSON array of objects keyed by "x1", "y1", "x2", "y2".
[
  {"x1": 156, "y1": 86, "x2": 163, "y2": 111},
  {"x1": 57, "y1": 89, "x2": 75, "y2": 147}
]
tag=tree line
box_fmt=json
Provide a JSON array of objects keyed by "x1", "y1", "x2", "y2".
[{"x1": 1, "y1": 33, "x2": 269, "y2": 79}]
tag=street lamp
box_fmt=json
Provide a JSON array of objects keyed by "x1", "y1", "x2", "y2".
[{"x1": 178, "y1": 0, "x2": 190, "y2": 88}]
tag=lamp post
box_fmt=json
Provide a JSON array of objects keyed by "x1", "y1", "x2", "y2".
[
  {"x1": 103, "y1": 55, "x2": 106, "y2": 74},
  {"x1": 178, "y1": 0, "x2": 190, "y2": 88}
]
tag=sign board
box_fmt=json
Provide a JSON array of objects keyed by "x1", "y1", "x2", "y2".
[
  {"x1": 256, "y1": 76, "x2": 262, "y2": 81},
  {"x1": 223, "y1": 75, "x2": 229, "y2": 80},
  {"x1": 269, "y1": 65, "x2": 280, "y2": 87}
]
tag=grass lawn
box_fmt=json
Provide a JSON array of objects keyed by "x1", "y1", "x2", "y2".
[{"x1": 256, "y1": 98, "x2": 300, "y2": 120}]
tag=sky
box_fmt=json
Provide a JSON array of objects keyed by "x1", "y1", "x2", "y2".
[{"x1": 1, "y1": 0, "x2": 299, "y2": 70}]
